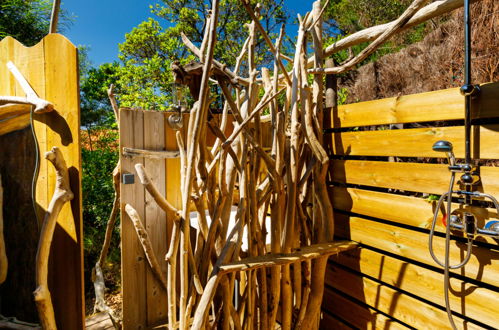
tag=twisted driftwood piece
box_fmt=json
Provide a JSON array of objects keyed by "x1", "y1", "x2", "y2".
[
  {"x1": 0, "y1": 174, "x2": 7, "y2": 285},
  {"x1": 124, "y1": 204, "x2": 168, "y2": 291},
  {"x1": 34, "y1": 147, "x2": 74, "y2": 330},
  {"x1": 91, "y1": 85, "x2": 122, "y2": 325},
  {"x1": 308, "y1": 0, "x2": 428, "y2": 75}
]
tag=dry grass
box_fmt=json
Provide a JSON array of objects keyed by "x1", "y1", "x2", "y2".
[{"x1": 341, "y1": 0, "x2": 498, "y2": 103}]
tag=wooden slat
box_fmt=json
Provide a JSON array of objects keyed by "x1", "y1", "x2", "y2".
[
  {"x1": 331, "y1": 247, "x2": 499, "y2": 329},
  {"x1": 332, "y1": 124, "x2": 499, "y2": 159},
  {"x1": 41, "y1": 33, "x2": 84, "y2": 330},
  {"x1": 331, "y1": 159, "x2": 499, "y2": 196},
  {"x1": 218, "y1": 241, "x2": 357, "y2": 274},
  {"x1": 165, "y1": 115, "x2": 182, "y2": 210},
  {"x1": 322, "y1": 287, "x2": 410, "y2": 330},
  {"x1": 325, "y1": 264, "x2": 483, "y2": 330},
  {"x1": 0, "y1": 104, "x2": 31, "y2": 120},
  {"x1": 331, "y1": 187, "x2": 498, "y2": 244},
  {"x1": 144, "y1": 111, "x2": 168, "y2": 325},
  {"x1": 330, "y1": 82, "x2": 499, "y2": 128},
  {"x1": 120, "y1": 109, "x2": 147, "y2": 328},
  {"x1": 320, "y1": 312, "x2": 354, "y2": 330},
  {"x1": 0, "y1": 113, "x2": 30, "y2": 136},
  {"x1": 335, "y1": 214, "x2": 499, "y2": 288}
]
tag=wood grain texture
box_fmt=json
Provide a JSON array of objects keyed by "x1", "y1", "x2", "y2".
[
  {"x1": 218, "y1": 241, "x2": 357, "y2": 274},
  {"x1": 143, "y1": 110, "x2": 168, "y2": 325},
  {"x1": 0, "y1": 35, "x2": 83, "y2": 329},
  {"x1": 330, "y1": 247, "x2": 499, "y2": 329},
  {"x1": 335, "y1": 214, "x2": 499, "y2": 288},
  {"x1": 322, "y1": 287, "x2": 410, "y2": 330},
  {"x1": 330, "y1": 82, "x2": 499, "y2": 128},
  {"x1": 0, "y1": 113, "x2": 30, "y2": 136},
  {"x1": 325, "y1": 264, "x2": 484, "y2": 330},
  {"x1": 332, "y1": 124, "x2": 499, "y2": 159},
  {"x1": 120, "y1": 109, "x2": 147, "y2": 329},
  {"x1": 331, "y1": 187, "x2": 498, "y2": 245},
  {"x1": 331, "y1": 159, "x2": 499, "y2": 196}
]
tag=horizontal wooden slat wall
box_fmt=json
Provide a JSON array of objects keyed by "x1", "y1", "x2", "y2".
[{"x1": 322, "y1": 82, "x2": 499, "y2": 329}]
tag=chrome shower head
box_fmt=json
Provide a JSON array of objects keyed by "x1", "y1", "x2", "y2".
[{"x1": 433, "y1": 140, "x2": 456, "y2": 166}]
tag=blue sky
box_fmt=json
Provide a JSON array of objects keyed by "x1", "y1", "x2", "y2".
[{"x1": 63, "y1": 0, "x2": 316, "y2": 66}]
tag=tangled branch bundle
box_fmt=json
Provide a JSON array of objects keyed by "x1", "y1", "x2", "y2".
[{"x1": 121, "y1": 0, "x2": 434, "y2": 328}]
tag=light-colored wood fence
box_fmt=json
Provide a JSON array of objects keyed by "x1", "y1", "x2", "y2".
[
  {"x1": 0, "y1": 35, "x2": 83, "y2": 329},
  {"x1": 119, "y1": 109, "x2": 270, "y2": 328},
  {"x1": 323, "y1": 82, "x2": 499, "y2": 329}
]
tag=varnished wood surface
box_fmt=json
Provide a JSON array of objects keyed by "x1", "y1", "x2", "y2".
[
  {"x1": 0, "y1": 35, "x2": 83, "y2": 329},
  {"x1": 330, "y1": 82, "x2": 499, "y2": 128}
]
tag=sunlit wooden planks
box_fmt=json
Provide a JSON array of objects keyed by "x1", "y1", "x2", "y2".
[
  {"x1": 0, "y1": 35, "x2": 83, "y2": 329},
  {"x1": 120, "y1": 109, "x2": 147, "y2": 328},
  {"x1": 335, "y1": 214, "x2": 499, "y2": 288},
  {"x1": 332, "y1": 124, "x2": 499, "y2": 159},
  {"x1": 330, "y1": 82, "x2": 499, "y2": 128},
  {"x1": 330, "y1": 247, "x2": 499, "y2": 329},
  {"x1": 322, "y1": 287, "x2": 410, "y2": 330},
  {"x1": 143, "y1": 111, "x2": 168, "y2": 325},
  {"x1": 331, "y1": 159, "x2": 499, "y2": 196},
  {"x1": 0, "y1": 113, "x2": 30, "y2": 136},
  {"x1": 325, "y1": 264, "x2": 484, "y2": 330},
  {"x1": 331, "y1": 187, "x2": 498, "y2": 243},
  {"x1": 0, "y1": 103, "x2": 31, "y2": 121}
]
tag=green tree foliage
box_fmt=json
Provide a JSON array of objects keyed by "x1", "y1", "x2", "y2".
[
  {"x1": 116, "y1": 0, "x2": 289, "y2": 109},
  {"x1": 0, "y1": 0, "x2": 72, "y2": 46},
  {"x1": 324, "y1": 0, "x2": 427, "y2": 64}
]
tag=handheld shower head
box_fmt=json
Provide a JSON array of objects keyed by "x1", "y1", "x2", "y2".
[{"x1": 433, "y1": 140, "x2": 456, "y2": 166}]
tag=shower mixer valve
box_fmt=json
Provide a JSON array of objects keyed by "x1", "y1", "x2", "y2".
[{"x1": 431, "y1": 140, "x2": 499, "y2": 239}]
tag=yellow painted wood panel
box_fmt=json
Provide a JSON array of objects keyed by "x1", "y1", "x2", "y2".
[
  {"x1": 120, "y1": 109, "x2": 147, "y2": 328},
  {"x1": 331, "y1": 160, "x2": 499, "y2": 196},
  {"x1": 0, "y1": 35, "x2": 83, "y2": 329},
  {"x1": 0, "y1": 113, "x2": 30, "y2": 136},
  {"x1": 143, "y1": 110, "x2": 168, "y2": 326},
  {"x1": 325, "y1": 264, "x2": 483, "y2": 330},
  {"x1": 335, "y1": 214, "x2": 499, "y2": 288},
  {"x1": 322, "y1": 287, "x2": 410, "y2": 330},
  {"x1": 330, "y1": 187, "x2": 498, "y2": 245},
  {"x1": 330, "y1": 247, "x2": 499, "y2": 328},
  {"x1": 42, "y1": 34, "x2": 84, "y2": 329},
  {"x1": 330, "y1": 82, "x2": 499, "y2": 128},
  {"x1": 332, "y1": 124, "x2": 499, "y2": 159}
]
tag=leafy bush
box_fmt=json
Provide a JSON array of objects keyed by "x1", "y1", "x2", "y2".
[{"x1": 81, "y1": 129, "x2": 120, "y2": 294}]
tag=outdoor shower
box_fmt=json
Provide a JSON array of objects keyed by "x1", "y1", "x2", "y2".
[{"x1": 428, "y1": 0, "x2": 499, "y2": 328}]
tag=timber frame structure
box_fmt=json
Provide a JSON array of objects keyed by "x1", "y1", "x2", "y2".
[{"x1": 0, "y1": 0, "x2": 498, "y2": 329}]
